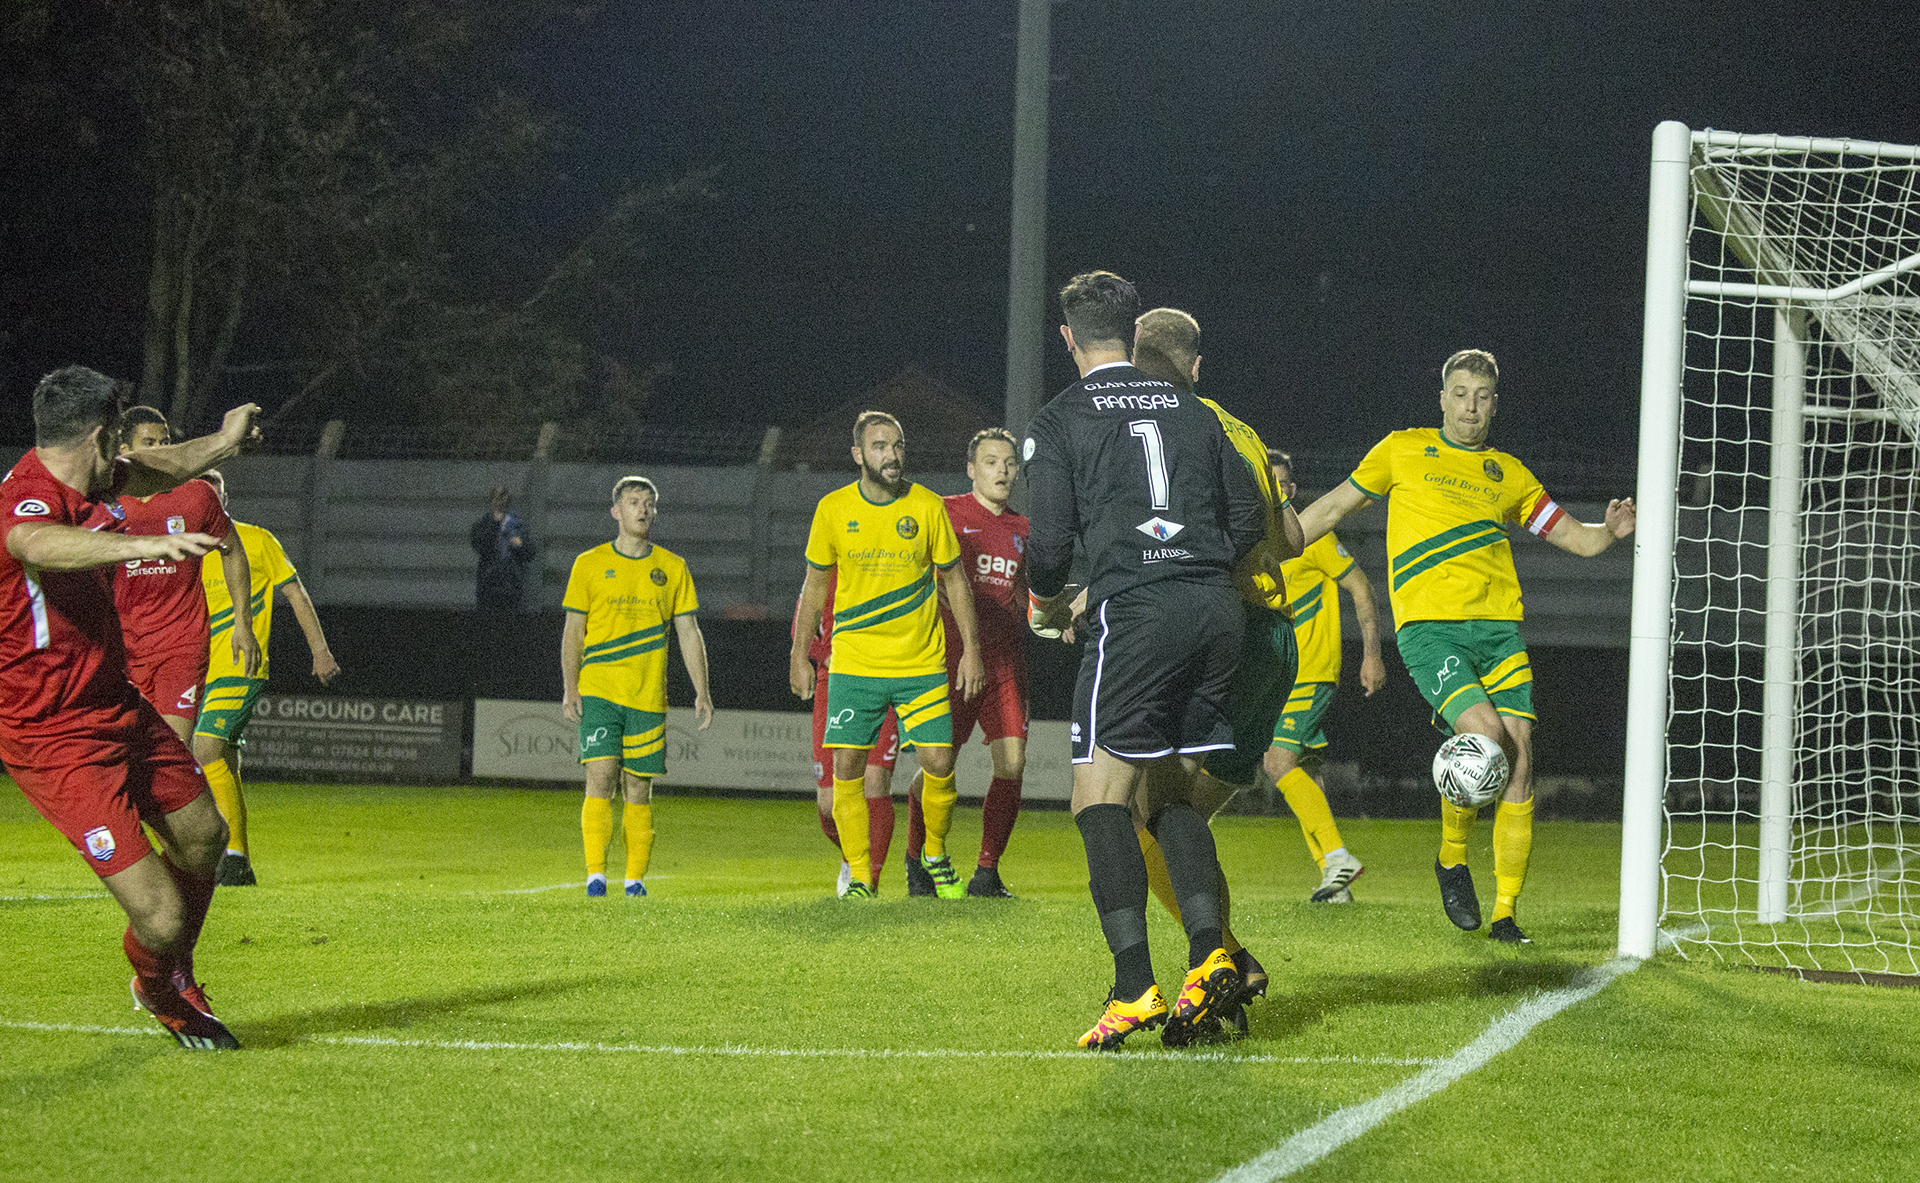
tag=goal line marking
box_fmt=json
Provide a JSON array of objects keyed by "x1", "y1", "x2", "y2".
[
  {"x1": 1208, "y1": 956, "x2": 1640, "y2": 1183},
  {"x1": 0, "y1": 1019, "x2": 1437, "y2": 1068}
]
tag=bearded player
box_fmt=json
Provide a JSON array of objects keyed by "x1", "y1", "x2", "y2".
[
  {"x1": 112, "y1": 407, "x2": 261, "y2": 750},
  {"x1": 903, "y1": 427, "x2": 1031, "y2": 898},
  {"x1": 2, "y1": 366, "x2": 261, "y2": 1049},
  {"x1": 788, "y1": 411, "x2": 984, "y2": 900},
  {"x1": 794, "y1": 571, "x2": 903, "y2": 896},
  {"x1": 1297, "y1": 349, "x2": 1635, "y2": 943}
]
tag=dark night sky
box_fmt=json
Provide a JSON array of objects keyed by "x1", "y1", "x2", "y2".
[{"x1": 7, "y1": 1, "x2": 1920, "y2": 476}]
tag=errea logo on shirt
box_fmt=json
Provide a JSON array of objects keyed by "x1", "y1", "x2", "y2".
[{"x1": 12, "y1": 498, "x2": 50, "y2": 516}]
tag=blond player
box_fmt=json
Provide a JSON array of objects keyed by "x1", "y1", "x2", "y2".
[
  {"x1": 1297, "y1": 349, "x2": 1634, "y2": 942},
  {"x1": 191, "y1": 470, "x2": 341, "y2": 886},
  {"x1": 562, "y1": 476, "x2": 714, "y2": 898}
]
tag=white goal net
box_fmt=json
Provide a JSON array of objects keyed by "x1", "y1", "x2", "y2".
[{"x1": 1647, "y1": 127, "x2": 1920, "y2": 973}]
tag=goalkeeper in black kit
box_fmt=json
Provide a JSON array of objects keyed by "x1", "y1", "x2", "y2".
[{"x1": 1024, "y1": 270, "x2": 1268, "y2": 1049}]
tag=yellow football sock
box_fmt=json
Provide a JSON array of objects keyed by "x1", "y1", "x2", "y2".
[
  {"x1": 830, "y1": 775, "x2": 871, "y2": 886},
  {"x1": 919, "y1": 770, "x2": 958, "y2": 859},
  {"x1": 581, "y1": 796, "x2": 614, "y2": 876},
  {"x1": 1277, "y1": 767, "x2": 1341, "y2": 869},
  {"x1": 1492, "y1": 797, "x2": 1535, "y2": 922},
  {"x1": 203, "y1": 757, "x2": 248, "y2": 856},
  {"x1": 622, "y1": 801, "x2": 655, "y2": 881},
  {"x1": 1439, "y1": 799, "x2": 1477, "y2": 867},
  {"x1": 1138, "y1": 829, "x2": 1182, "y2": 924}
]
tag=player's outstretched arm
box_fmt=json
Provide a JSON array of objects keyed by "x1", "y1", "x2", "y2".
[
  {"x1": 1277, "y1": 502, "x2": 1306, "y2": 562},
  {"x1": 789, "y1": 565, "x2": 832, "y2": 701},
  {"x1": 1297, "y1": 483, "x2": 1373, "y2": 549},
  {"x1": 6, "y1": 522, "x2": 217, "y2": 571},
  {"x1": 1337, "y1": 562, "x2": 1388, "y2": 695},
  {"x1": 560, "y1": 610, "x2": 587, "y2": 724},
  {"x1": 674, "y1": 613, "x2": 714, "y2": 730},
  {"x1": 279, "y1": 575, "x2": 340, "y2": 684},
  {"x1": 121, "y1": 403, "x2": 264, "y2": 498},
  {"x1": 938, "y1": 562, "x2": 985, "y2": 702},
  {"x1": 1543, "y1": 497, "x2": 1637, "y2": 557},
  {"x1": 217, "y1": 532, "x2": 263, "y2": 678}
]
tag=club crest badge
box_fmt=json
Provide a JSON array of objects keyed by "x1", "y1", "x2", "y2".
[
  {"x1": 896, "y1": 516, "x2": 918, "y2": 539},
  {"x1": 1483, "y1": 459, "x2": 1505, "y2": 482},
  {"x1": 104, "y1": 499, "x2": 126, "y2": 521},
  {"x1": 650, "y1": 568, "x2": 668, "y2": 586},
  {"x1": 1012, "y1": 535, "x2": 1023, "y2": 554},
  {"x1": 166, "y1": 515, "x2": 186, "y2": 534},
  {"x1": 83, "y1": 826, "x2": 116, "y2": 862}
]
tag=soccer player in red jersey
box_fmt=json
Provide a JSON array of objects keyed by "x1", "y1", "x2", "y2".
[
  {"x1": 113, "y1": 406, "x2": 261, "y2": 746},
  {"x1": 904, "y1": 428, "x2": 1031, "y2": 898},
  {"x1": 1, "y1": 366, "x2": 262, "y2": 1050},
  {"x1": 795, "y1": 570, "x2": 902, "y2": 895}
]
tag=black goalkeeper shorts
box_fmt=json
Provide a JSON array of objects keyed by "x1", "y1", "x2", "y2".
[{"x1": 1070, "y1": 578, "x2": 1242, "y2": 764}]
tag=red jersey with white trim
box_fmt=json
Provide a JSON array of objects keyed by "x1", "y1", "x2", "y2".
[
  {"x1": 940, "y1": 492, "x2": 1029, "y2": 666},
  {"x1": 0, "y1": 449, "x2": 133, "y2": 726},
  {"x1": 113, "y1": 480, "x2": 230, "y2": 663}
]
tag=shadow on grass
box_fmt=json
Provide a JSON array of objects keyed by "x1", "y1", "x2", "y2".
[
  {"x1": 0, "y1": 1042, "x2": 170, "y2": 1103},
  {"x1": 1250, "y1": 958, "x2": 1587, "y2": 1041},
  {"x1": 238, "y1": 975, "x2": 607, "y2": 1049}
]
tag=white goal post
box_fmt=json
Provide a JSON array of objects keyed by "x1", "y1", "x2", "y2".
[{"x1": 1620, "y1": 122, "x2": 1920, "y2": 972}]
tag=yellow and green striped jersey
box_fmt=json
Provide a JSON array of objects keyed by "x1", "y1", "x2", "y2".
[
  {"x1": 1200, "y1": 397, "x2": 1292, "y2": 612},
  {"x1": 563, "y1": 541, "x2": 699, "y2": 712},
  {"x1": 202, "y1": 520, "x2": 298, "y2": 682},
  {"x1": 1347, "y1": 428, "x2": 1563, "y2": 626},
  {"x1": 803, "y1": 481, "x2": 960, "y2": 678},
  {"x1": 1283, "y1": 532, "x2": 1356, "y2": 684}
]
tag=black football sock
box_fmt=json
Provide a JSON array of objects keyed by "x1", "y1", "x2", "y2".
[
  {"x1": 1076, "y1": 803, "x2": 1155, "y2": 999},
  {"x1": 1150, "y1": 803, "x2": 1225, "y2": 968}
]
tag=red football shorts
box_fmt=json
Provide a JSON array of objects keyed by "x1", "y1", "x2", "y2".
[
  {"x1": 948, "y1": 650, "x2": 1028, "y2": 747},
  {"x1": 3, "y1": 694, "x2": 210, "y2": 878},
  {"x1": 127, "y1": 649, "x2": 210, "y2": 721},
  {"x1": 812, "y1": 682, "x2": 899, "y2": 791}
]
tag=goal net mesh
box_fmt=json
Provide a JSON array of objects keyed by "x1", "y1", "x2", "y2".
[{"x1": 1665, "y1": 133, "x2": 1920, "y2": 973}]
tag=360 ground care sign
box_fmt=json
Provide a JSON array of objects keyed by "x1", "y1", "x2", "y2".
[{"x1": 244, "y1": 694, "x2": 461, "y2": 782}]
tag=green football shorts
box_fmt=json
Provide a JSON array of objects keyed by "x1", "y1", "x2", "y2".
[
  {"x1": 578, "y1": 696, "x2": 667, "y2": 776},
  {"x1": 1395, "y1": 619, "x2": 1535, "y2": 731},
  {"x1": 1271, "y1": 680, "x2": 1337, "y2": 754},
  {"x1": 1207, "y1": 604, "x2": 1299, "y2": 787},
  {"x1": 823, "y1": 670, "x2": 951, "y2": 750},
  {"x1": 193, "y1": 676, "x2": 270, "y2": 745}
]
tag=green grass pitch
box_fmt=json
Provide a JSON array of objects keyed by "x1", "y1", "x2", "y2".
[{"x1": 2, "y1": 780, "x2": 1915, "y2": 1182}]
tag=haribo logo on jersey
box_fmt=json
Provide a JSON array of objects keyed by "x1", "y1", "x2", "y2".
[
  {"x1": 895, "y1": 516, "x2": 918, "y2": 540},
  {"x1": 12, "y1": 498, "x2": 50, "y2": 517},
  {"x1": 650, "y1": 568, "x2": 668, "y2": 586},
  {"x1": 83, "y1": 826, "x2": 116, "y2": 862}
]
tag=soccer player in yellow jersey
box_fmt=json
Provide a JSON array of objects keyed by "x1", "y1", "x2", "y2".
[
  {"x1": 788, "y1": 411, "x2": 984, "y2": 899},
  {"x1": 562, "y1": 476, "x2": 714, "y2": 899},
  {"x1": 191, "y1": 471, "x2": 342, "y2": 887},
  {"x1": 1297, "y1": 349, "x2": 1635, "y2": 943},
  {"x1": 1125, "y1": 308, "x2": 1303, "y2": 1030},
  {"x1": 1267, "y1": 450, "x2": 1385, "y2": 903}
]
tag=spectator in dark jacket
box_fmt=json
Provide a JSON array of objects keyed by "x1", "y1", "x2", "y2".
[{"x1": 471, "y1": 485, "x2": 537, "y2": 611}]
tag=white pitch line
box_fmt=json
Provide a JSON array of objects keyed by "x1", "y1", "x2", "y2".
[
  {"x1": 1209, "y1": 956, "x2": 1641, "y2": 1183},
  {"x1": 0, "y1": 893, "x2": 109, "y2": 902},
  {"x1": 0, "y1": 1020, "x2": 1437, "y2": 1068}
]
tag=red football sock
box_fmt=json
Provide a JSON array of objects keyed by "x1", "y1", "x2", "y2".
[
  {"x1": 867, "y1": 795, "x2": 895, "y2": 886},
  {"x1": 906, "y1": 784, "x2": 925, "y2": 860},
  {"x1": 819, "y1": 805, "x2": 840, "y2": 848},
  {"x1": 978, "y1": 776, "x2": 1023, "y2": 868},
  {"x1": 165, "y1": 857, "x2": 216, "y2": 979},
  {"x1": 123, "y1": 926, "x2": 172, "y2": 982}
]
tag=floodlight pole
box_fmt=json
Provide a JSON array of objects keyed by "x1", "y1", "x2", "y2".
[
  {"x1": 1618, "y1": 120, "x2": 1692, "y2": 960},
  {"x1": 1002, "y1": 0, "x2": 1050, "y2": 439}
]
